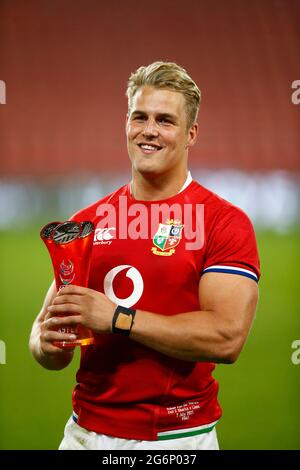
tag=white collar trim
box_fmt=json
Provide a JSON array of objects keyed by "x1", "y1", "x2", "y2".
[{"x1": 178, "y1": 171, "x2": 193, "y2": 193}]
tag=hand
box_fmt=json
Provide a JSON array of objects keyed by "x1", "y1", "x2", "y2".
[
  {"x1": 47, "y1": 285, "x2": 116, "y2": 334},
  {"x1": 39, "y1": 309, "x2": 77, "y2": 355}
]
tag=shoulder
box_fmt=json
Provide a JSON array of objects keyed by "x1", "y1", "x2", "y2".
[{"x1": 191, "y1": 180, "x2": 253, "y2": 227}]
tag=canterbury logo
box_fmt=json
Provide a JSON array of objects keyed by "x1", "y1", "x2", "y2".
[
  {"x1": 94, "y1": 227, "x2": 116, "y2": 243},
  {"x1": 103, "y1": 265, "x2": 144, "y2": 308}
]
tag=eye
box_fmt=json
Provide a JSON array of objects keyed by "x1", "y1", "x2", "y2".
[
  {"x1": 158, "y1": 117, "x2": 173, "y2": 125},
  {"x1": 132, "y1": 114, "x2": 146, "y2": 122}
]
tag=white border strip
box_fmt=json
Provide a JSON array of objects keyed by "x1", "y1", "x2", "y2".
[
  {"x1": 203, "y1": 265, "x2": 258, "y2": 281},
  {"x1": 157, "y1": 420, "x2": 219, "y2": 438}
]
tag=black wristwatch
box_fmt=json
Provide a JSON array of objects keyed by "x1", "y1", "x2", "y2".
[{"x1": 112, "y1": 305, "x2": 136, "y2": 336}]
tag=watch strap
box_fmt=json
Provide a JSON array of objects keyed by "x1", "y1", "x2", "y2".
[{"x1": 112, "y1": 305, "x2": 136, "y2": 335}]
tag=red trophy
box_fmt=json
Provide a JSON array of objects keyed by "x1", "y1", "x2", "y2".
[{"x1": 40, "y1": 220, "x2": 95, "y2": 348}]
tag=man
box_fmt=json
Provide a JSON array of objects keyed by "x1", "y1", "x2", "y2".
[{"x1": 29, "y1": 62, "x2": 260, "y2": 450}]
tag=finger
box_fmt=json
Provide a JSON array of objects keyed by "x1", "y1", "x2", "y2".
[
  {"x1": 45, "y1": 314, "x2": 82, "y2": 328},
  {"x1": 57, "y1": 285, "x2": 87, "y2": 296},
  {"x1": 43, "y1": 315, "x2": 58, "y2": 328},
  {"x1": 44, "y1": 309, "x2": 71, "y2": 321},
  {"x1": 44, "y1": 308, "x2": 78, "y2": 321},
  {"x1": 40, "y1": 331, "x2": 77, "y2": 354},
  {"x1": 41, "y1": 342, "x2": 70, "y2": 355},
  {"x1": 41, "y1": 329, "x2": 77, "y2": 344},
  {"x1": 44, "y1": 311, "x2": 54, "y2": 321},
  {"x1": 52, "y1": 294, "x2": 83, "y2": 306},
  {"x1": 47, "y1": 303, "x2": 81, "y2": 315},
  {"x1": 43, "y1": 316, "x2": 65, "y2": 330},
  {"x1": 44, "y1": 345, "x2": 73, "y2": 354}
]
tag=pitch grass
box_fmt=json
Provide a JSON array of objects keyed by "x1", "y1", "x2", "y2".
[{"x1": 0, "y1": 227, "x2": 299, "y2": 449}]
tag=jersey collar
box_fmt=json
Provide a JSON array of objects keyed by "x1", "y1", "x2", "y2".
[{"x1": 129, "y1": 171, "x2": 193, "y2": 197}]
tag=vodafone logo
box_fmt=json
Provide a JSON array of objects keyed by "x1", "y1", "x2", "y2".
[
  {"x1": 104, "y1": 265, "x2": 144, "y2": 308},
  {"x1": 94, "y1": 227, "x2": 116, "y2": 245}
]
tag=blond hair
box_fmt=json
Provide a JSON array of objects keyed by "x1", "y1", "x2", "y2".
[{"x1": 126, "y1": 61, "x2": 201, "y2": 129}]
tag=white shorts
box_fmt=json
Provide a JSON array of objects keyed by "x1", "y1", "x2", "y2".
[{"x1": 59, "y1": 416, "x2": 219, "y2": 450}]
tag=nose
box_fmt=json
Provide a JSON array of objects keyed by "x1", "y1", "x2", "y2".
[{"x1": 142, "y1": 118, "x2": 159, "y2": 137}]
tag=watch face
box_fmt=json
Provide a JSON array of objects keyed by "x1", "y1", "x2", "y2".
[
  {"x1": 79, "y1": 221, "x2": 94, "y2": 238},
  {"x1": 52, "y1": 221, "x2": 81, "y2": 244},
  {"x1": 115, "y1": 312, "x2": 132, "y2": 331}
]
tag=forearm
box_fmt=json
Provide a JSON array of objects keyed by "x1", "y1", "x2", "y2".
[
  {"x1": 29, "y1": 321, "x2": 74, "y2": 370},
  {"x1": 130, "y1": 309, "x2": 240, "y2": 363},
  {"x1": 45, "y1": 277, "x2": 257, "y2": 364}
]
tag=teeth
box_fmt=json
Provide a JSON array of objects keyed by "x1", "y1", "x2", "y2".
[{"x1": 140, "y1": 144, "x2": 160, "y2": 151}]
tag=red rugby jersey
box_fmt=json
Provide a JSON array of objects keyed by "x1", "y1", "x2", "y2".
[{"x1": 70, "y1": 179, "x2": 260, "y2": 440}]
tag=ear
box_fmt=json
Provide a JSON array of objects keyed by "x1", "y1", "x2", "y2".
[{"x1": 186, "y1": 122, "x2": 198, "y2": 148}]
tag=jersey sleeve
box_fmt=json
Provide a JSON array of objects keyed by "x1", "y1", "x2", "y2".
[{"x1": 202, "y1": 205, "x2": 260, "y2": 282}]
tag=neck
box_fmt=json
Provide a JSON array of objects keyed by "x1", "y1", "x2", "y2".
[{"x1": 131, "y1": 168, "x2": 189, "y2": 201}]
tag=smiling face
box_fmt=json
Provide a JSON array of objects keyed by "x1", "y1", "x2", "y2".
[{"x1": 126, "y1": 86, "x2": 198, "y2": 180}]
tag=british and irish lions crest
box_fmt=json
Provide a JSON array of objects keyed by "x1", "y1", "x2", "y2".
[
  {"x1": 40, "y1": 220, "x2": 95, "y2": 348},
  {"x1": 152, "y1": 219, "x2": 183, "y2": 256}
]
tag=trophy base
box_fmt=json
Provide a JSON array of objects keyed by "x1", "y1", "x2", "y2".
[{"x1": 53, "y1": 337, "x2": 95, "y2": 348}]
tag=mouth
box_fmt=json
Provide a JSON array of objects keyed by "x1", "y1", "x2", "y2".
[{"x1": 137, "y1": 143, "x2": 163, "y2": 154}]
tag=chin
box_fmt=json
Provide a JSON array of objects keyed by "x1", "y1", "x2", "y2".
[
  {"x1": 133, "y1": 159, "x2": 159, "y2": 175},
  {"x1": 136, "y1": 166, "x2": 160, "y2": 177}
]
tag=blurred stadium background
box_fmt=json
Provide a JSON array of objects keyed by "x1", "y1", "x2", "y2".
[{"x1": 0, "y1": 0, "x2": 299, "y2": 449}]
